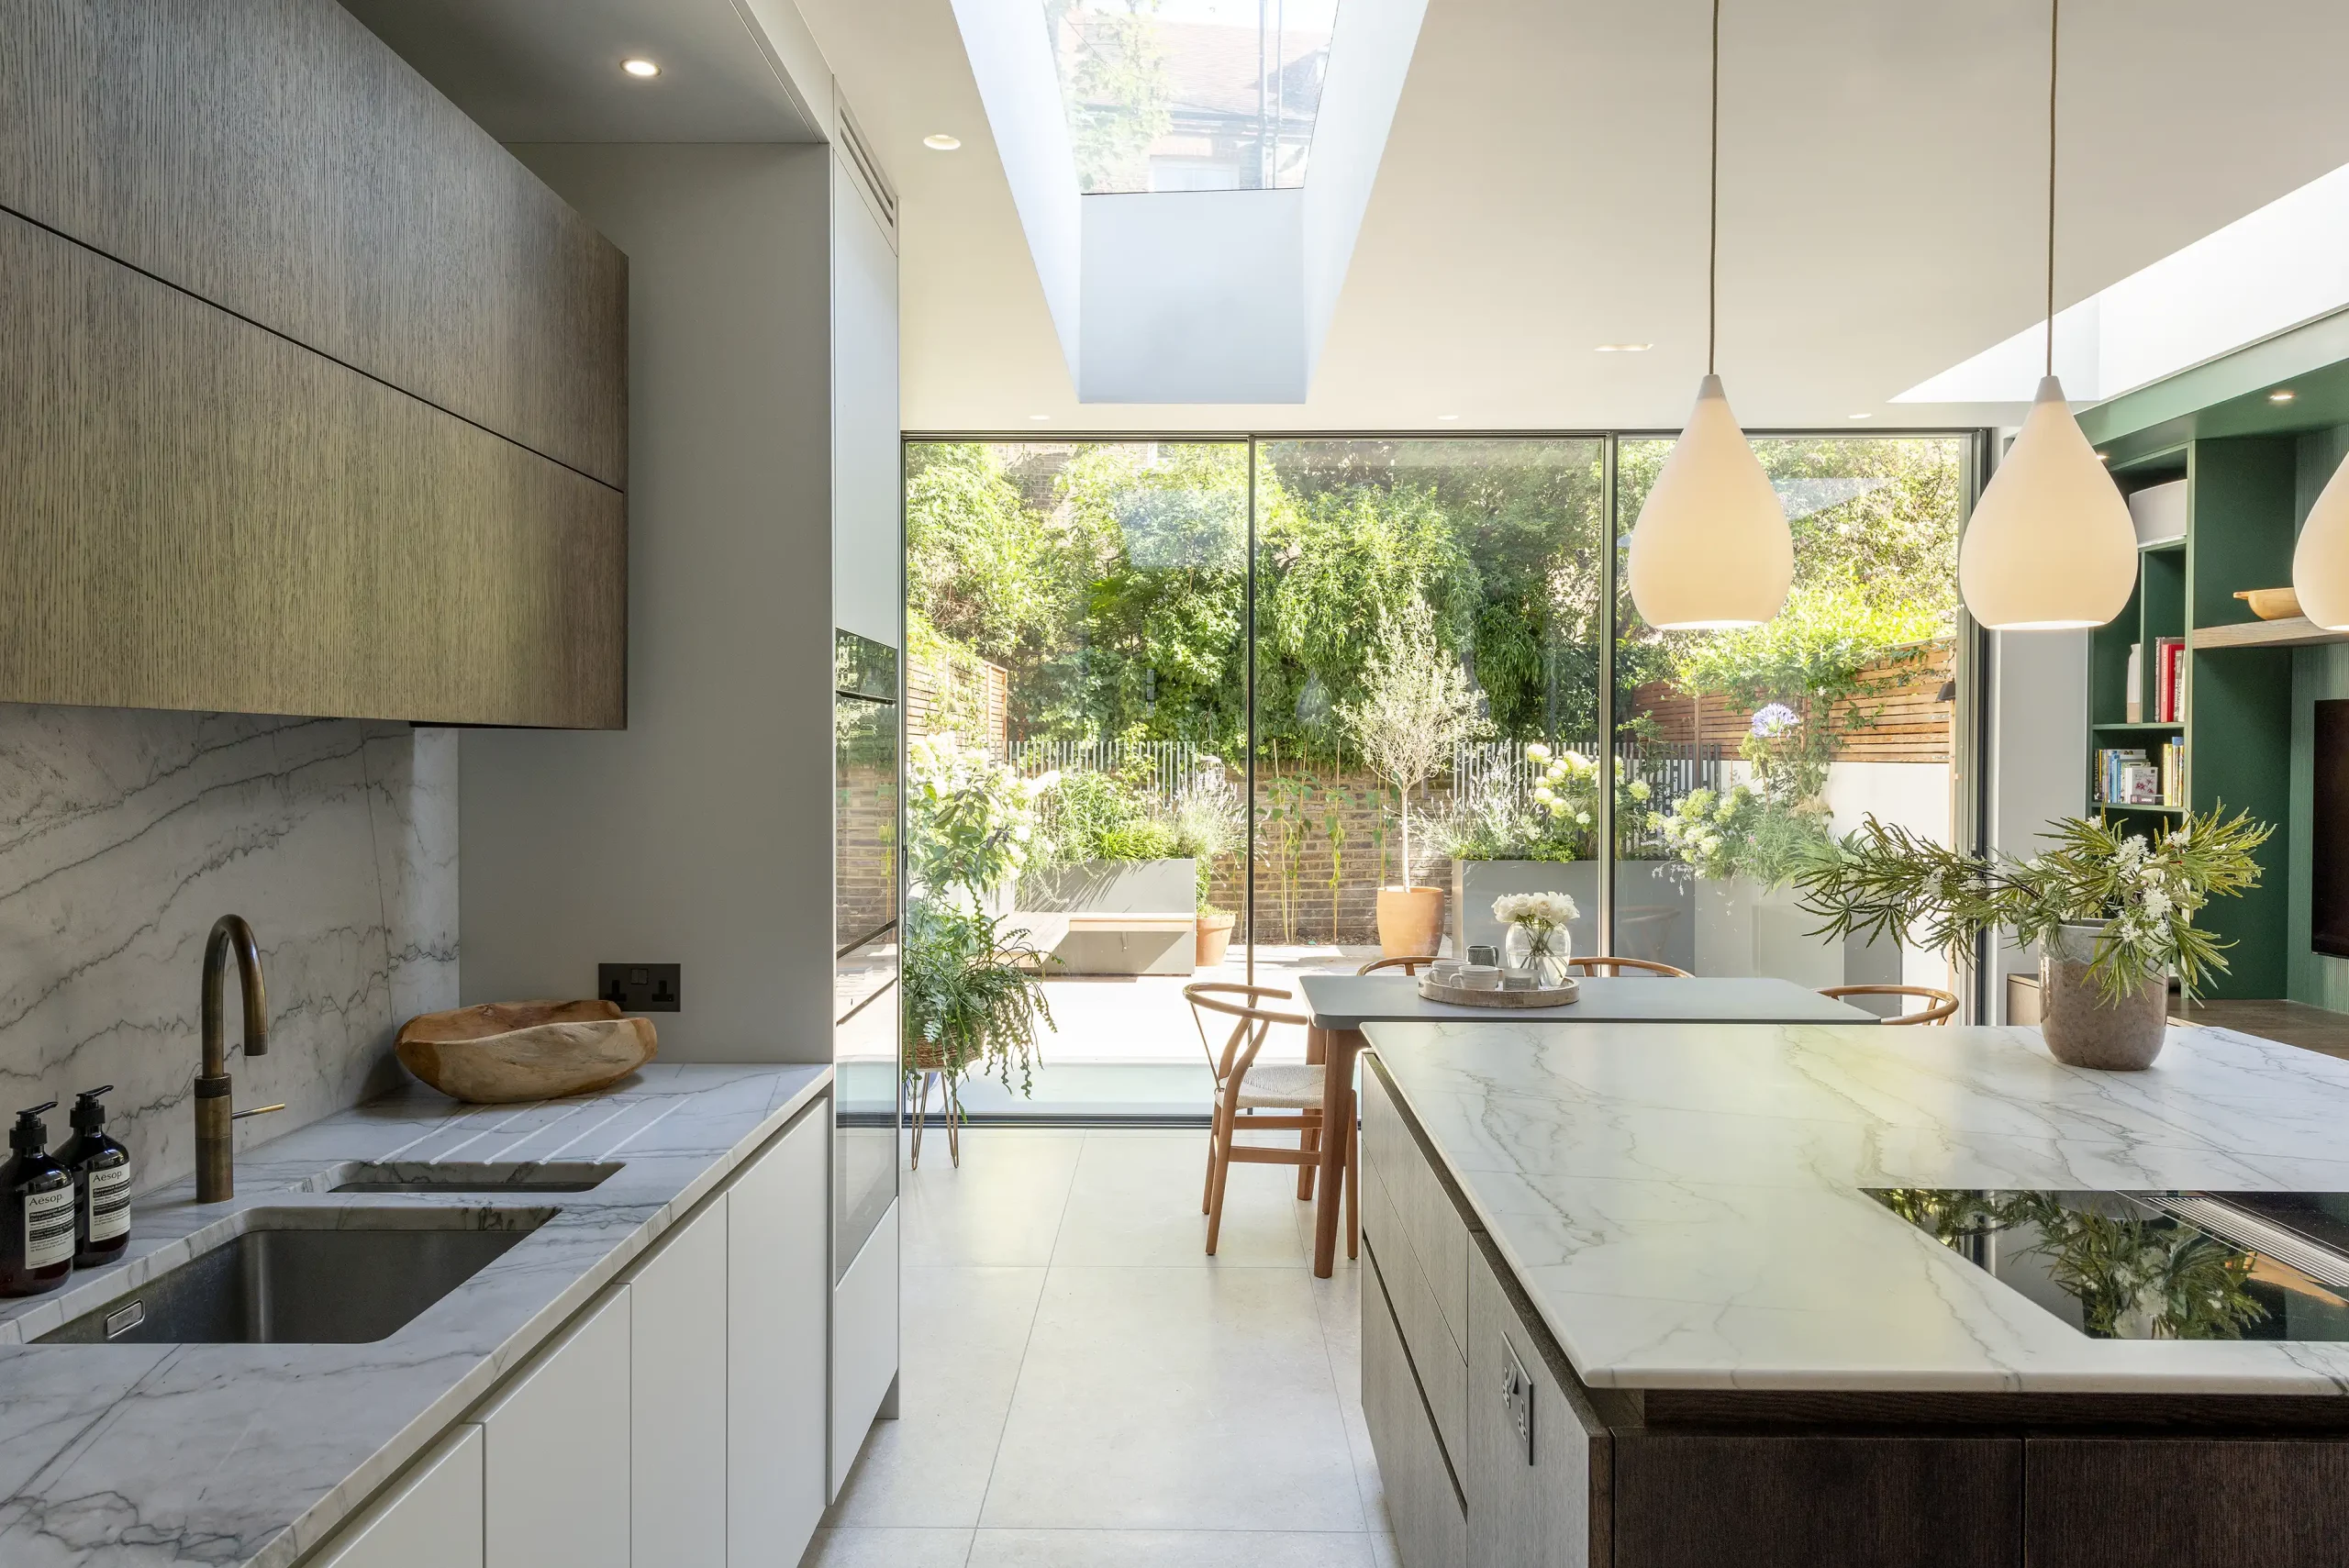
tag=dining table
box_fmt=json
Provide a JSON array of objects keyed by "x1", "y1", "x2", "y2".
[{"x1": 1291, "y1": 972, "x2": 1880, "y2": 1276}]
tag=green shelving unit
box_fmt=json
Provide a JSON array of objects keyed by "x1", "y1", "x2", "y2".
[{"x1": 2091, "y1": 438, "x2": 2298, "y2": 998}]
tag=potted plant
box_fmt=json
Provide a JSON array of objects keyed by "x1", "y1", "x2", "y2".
[
  {"x1": 1342, "y1": 600, "x2": 1484, "y2": 957},
  {"x1": 1169, "y1": 766, "x2": 1245, "y2": 968},
  {"x1": 1434, "y1": 743, "x2": 1657, "y2": 963},
  {"x1": 900, "y1": 899, "x2": 1053, "y2": 1167},
  {"x1": 1797, "y1": 806, "x2": 2270, "y2": 1069},
  {"x1": 1019, "y1": 767, "x2": 1197, "y2": 975}
]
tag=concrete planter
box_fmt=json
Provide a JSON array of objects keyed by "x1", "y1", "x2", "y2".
[
  {"x1": 2039, "y1": 925, "x2": 2168, "y2": 1070},
  {"x1": 1015, "y1": 858, "x2": 1197, "y2": 976}
]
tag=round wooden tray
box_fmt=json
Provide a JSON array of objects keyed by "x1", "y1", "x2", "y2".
[{"x1": 1417, "y1": 973, "x2": 1580, "y2": 1008}]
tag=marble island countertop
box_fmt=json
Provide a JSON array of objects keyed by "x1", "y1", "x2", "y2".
[
  {"x1": 1363, "y1": 1018, "x2": 2349, "y2": 1396},
  {"x1": 0, "y1": 1062, "x2": 829, "y2": 1567}
]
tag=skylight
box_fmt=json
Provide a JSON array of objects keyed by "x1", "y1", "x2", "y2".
[
  {"x1": 1898, "y1": 160, "x2": 2349, "y2": 405},
  {"x1": 1044, "y1": 0, "x2": 1341, "y2": 194}
]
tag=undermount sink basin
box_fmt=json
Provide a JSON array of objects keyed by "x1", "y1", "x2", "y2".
[
  {"x1": 309, "y1": 1160, "x2": 621, "y2": 1195},
  {"x1": 37, "y1": 1207, "x2": 551, "y2": 1345}
]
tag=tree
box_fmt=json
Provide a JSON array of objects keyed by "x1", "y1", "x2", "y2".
[{"x1": 1341, "y1": 599, "x2": 1484, "y2": 889}]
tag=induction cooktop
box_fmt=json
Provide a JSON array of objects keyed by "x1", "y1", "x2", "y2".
[{"x1": 1866, "y1": 1188, "x2": 2349, "y2": 1341}]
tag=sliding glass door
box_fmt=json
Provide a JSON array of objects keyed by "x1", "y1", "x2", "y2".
[
  {"x1": 903, "y1": 430, "x2": 1976, "y2": 1118},
  {"x1": 1612, "y1": 435, "x2": 1970, "y2": 1003}
]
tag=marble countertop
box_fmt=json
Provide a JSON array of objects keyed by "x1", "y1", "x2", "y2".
[
  {"x1": 1364, "y1": 1018, "x2": 2349, "y2": 1396},
  {"x1": 0, "y1": 1062, "x2": 830, "y2": 1566}
]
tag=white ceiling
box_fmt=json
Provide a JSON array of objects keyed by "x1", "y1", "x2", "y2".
[{"x1": 797, "y1": 0, "x2": 2349, "y2": 432}]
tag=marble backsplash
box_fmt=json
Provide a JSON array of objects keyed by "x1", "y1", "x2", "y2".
[{"x1": 0, "y1": 706, "x2": 457, "y2": 1195}]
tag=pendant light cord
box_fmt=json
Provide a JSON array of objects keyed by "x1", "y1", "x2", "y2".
[
  {"x1": 1708, "y1": 0, "x2": 1720, "y2": 378},
  {"x1": 2044, "y1": 0, "x2": 2059, "y2": 379}
]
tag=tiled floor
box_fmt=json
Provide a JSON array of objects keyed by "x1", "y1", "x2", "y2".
[{"x1": 804, "y1": 1128, "x2": 1397, "y2": 1568}]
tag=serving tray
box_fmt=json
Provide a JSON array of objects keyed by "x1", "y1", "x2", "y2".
[{"x1": 1417, "y1": 973, "x2": 1580, "y2": 1008}]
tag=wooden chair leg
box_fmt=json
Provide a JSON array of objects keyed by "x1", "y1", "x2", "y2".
[
  {"x1": 1205, "y1": 1103, "x2": 1239, "y2": 1255},
  {"x1": 1202, "y1": 1095, "x2": 1228, "y2": 1214},
  {"x1": 1297, "y1": 1113, "x2": 1319, "y2": 1200}
]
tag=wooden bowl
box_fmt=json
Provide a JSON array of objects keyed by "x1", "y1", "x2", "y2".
[
  {"x1": 2235, "y1": 586, "x2": 2303, "y2": 621},
  {"x1": 396, "y1": 1000, "x2": 658, "y2": 1105}
]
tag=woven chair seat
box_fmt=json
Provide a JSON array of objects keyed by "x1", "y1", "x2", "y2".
[{"x1": 1229, "y1": 1062, "x2": 1326, "y2": 1109}]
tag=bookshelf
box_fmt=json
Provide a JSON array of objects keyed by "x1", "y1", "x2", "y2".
[{"x1": 2086, "y1": 438, "x2": 2296, "y2": 997}]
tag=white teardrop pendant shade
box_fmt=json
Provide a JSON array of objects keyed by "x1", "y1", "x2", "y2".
[
  {"x1": 1957, "y1": 375, "x2": 2137, "y2": 630},
  {"x1": 1627, "y1": 374, "x2": 1792, "y2": 630},
  {"x1": 2293, "y1": 451, "x2": 2349, "y2": 630}
]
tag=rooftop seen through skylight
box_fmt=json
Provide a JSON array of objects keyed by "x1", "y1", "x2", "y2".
[{"x1": 1045, "y1": 0, "x2": 1340, "y2": 194}]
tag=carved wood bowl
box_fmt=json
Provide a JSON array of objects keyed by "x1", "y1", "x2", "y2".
[
  {"x1": 2235, "y1": 586, "x2": 2303, "y2": 620},
  {"x1": 395, "y1": 1000, "x2": 658, "y2": 1105}
]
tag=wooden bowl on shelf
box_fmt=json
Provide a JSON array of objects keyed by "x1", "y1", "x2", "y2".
[
  {"x1": 2235, "y1": 586, "x2": 2303, "y2": 621},
  {"x1": 395, "y1": 999, "x2": 657, "y2": 1105}
]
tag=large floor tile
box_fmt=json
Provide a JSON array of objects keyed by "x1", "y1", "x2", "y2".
[
  {"x1": 799, "y1": 1526, "x2": 974, "y2": 1568},
  {"x1": 1049, "y1": 1130, "x2": 1308, "y2": 1266},
  {"x1": 902, "y1": 1130, "x2": 1085, "y2": 1266},
  {"x1": 966, "y1": 1529, "x2": 1375, "y2": 1567},
  {"x1": 982, "y1": 1266, "x2": 1364, "y2": 1531},
  {"x1": 828, "y1": 1266, "x2": 1046, "y2": 1528}
]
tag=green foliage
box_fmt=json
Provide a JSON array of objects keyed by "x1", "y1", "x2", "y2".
[
  {"x1": 902, "y1": 901, "x2": 1052, "y2": 1099},
  {"x1": 1670, "y1": 580, "x2": 1941, "y2": 715},
  {"x1": 1429, "y1": 744, "x2": 1653, "y2": 863},
  {"x1": 907, "y1": 444, "x2": 1072, "y2": 672},
  {"x1": 1798, "y1": 806, "x2": 2274, "y2": 1000},
  {"x1": 1341, "y1": 598, "x2": 1486, "y2": 888},
  {"x1": 906, "y1": 736, "x2": 1048, "y2": 904},
  {"x1": 1047, "y1": 0, "x2": 1171, "y2": 193}
]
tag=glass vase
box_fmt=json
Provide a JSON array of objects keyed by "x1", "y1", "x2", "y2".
[{"x1": 1501, "y1": 922, "x2": 1571, "y2": 988}]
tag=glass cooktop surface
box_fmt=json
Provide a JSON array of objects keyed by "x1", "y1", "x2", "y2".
[{"x1": 1866, "y1": 1188, "x2": 2349, "y2": 1341}]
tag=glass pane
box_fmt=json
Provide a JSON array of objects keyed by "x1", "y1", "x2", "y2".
[
  {"x1": 1254, "y1": 439, "x2": 1608, "y2": 978},
  {"x1": 1613, "y1": 435, "x2": 1969, "y2": 1008},
  {"x1": 1047, "y1": 0, "x2": 1340, "y2": 193},
  {"x1": 904, "y1": 440, "x2": 1248, "y2": 1118}
]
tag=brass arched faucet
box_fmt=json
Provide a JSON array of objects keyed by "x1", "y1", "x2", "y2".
[{"x1": 195, "y1": 915, "x2": 283, "y2": 1202}]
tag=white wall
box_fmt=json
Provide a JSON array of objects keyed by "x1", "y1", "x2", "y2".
[
  {"x1": 461, "y1": 145, "x2": 837, "y2": 1064},
  {"x1": 1987, "y1": 628, "x2": 2091, "y2": 1020}
]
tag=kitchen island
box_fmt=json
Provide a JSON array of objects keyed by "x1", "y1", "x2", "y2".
[
  {"x1": 1359, "y1": 1018, "x2": 2349, "y2": 1568},
  {"x1": 0, "y1": 1062, "x2": 831, "y2": 1568}
]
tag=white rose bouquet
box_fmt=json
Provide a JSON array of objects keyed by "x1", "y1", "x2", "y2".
[{"x1": 1490, "y1": 891, "x2": 1579, "y2": 984}]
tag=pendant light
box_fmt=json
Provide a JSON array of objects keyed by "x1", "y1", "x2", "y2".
[
  {"x1": 2296, "y1": 459, "x2": 2349, "y2": 629},
  {"x1": 1626, "y1": 0, "x2": 1791, "y2": 632},
  {"x1": 1955, "y1": 0, "x2": 2136, "y2": 631}
]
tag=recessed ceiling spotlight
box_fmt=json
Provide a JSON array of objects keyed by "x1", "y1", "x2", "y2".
[
  {"x1": 1595, "y1": 342, "x2": 1653, "y2": 353},
  {"x1": 1439, "y1": 413, "x2": 1460, "y2": 421},
  {"x1": 1847, "y1": 412, "x2": 1873, "y2": 420},
  {"x1": 2271, "y1": 388, "x2": 2298, "y2": 403},
  {"x1": 924, "y1": 133, "x2": 962, "y2": 151},
  {"x1": 621, "y1": 57, "x2": 660, "y2": 77},
  {"x1": 1030, "y1": 414, "x2": 1052, "y2": 421}
]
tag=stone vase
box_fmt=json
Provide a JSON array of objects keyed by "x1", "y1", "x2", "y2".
[{"x1": 2039, "y1": 925, "x2": 2169, "y2": 1071}]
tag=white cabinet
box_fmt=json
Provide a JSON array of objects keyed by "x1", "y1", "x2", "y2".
[
  {"x1": 311, "y1": 1426, "x2": 484, "y2": 1568},
  {"x1": 632, "y1": 1194, "x2": 729, "y2": 1568},
  {"x1": 728, "y1": 1111, "x2": 829, "y2": 1567},
  {"x1": 482, "y1": 1284, "x2": 632, "y2": 1568}
]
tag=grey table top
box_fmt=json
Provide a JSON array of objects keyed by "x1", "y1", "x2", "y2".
[{"x1": 1296, "y1": 972, "x2": 1878, "y2": 1030}]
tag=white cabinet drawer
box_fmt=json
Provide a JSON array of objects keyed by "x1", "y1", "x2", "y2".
[
  {"x1": 481, "y1": 1284, "x2": 631, "y2": 1568},
  {"x1": 633, "y1": 1194, "x2": 729, "y2": 1568},
  {"x1": 310, "y1": 1425, "x2": 484, "y2": 1568}
]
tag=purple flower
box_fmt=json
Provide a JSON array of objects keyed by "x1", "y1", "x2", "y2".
[{"x1": 1750, "y1": 702, "x2": 1799, "y2": 739}]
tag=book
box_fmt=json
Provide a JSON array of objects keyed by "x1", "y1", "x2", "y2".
[
  {"x1": 2126, "y1": 642, "x2": 2143, "y2": 723},
  {"x1": 2154, "y1": 637, "x2": 2186, "y2": 722},
  {"x1": 2097, "y1": 747, "x2": 2152, "y2": 806}
]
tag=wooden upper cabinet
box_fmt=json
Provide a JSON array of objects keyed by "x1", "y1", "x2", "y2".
[
  {"x1": 0, "y1": 0, "x2": 627, "y2": 489},
  {"x1": 0, "y1": 0, "x2": 627, "y2": 726}
]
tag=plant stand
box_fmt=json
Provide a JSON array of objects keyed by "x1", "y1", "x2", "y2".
[{"x1": 905, "y1": 1064, "x2": 963, "y2": 1170}]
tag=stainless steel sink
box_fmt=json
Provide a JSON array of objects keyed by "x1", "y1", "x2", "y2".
[
  {"x1": 309, "y1": 1160, "x2": 621, "y2": 1195},
  {"x1": 37, "y1": 1208, "x2": 552, "y2": 1345}
]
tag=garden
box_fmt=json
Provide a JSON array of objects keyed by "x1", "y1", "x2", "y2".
[{"x1": 901, "y1": 435, "x2": 1969, "y2": 1107}]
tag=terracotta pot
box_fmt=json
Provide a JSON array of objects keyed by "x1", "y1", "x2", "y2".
[
  {"x1": 2039, "y1": 928, "x2": 2169, "y2": 1070},
  {"x1": 1196, "y1": 912, "x2": 1236, "y2": 969},
  {"x1": 1376, "y1": 885, "x2": 1446, "y2": 959}
]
